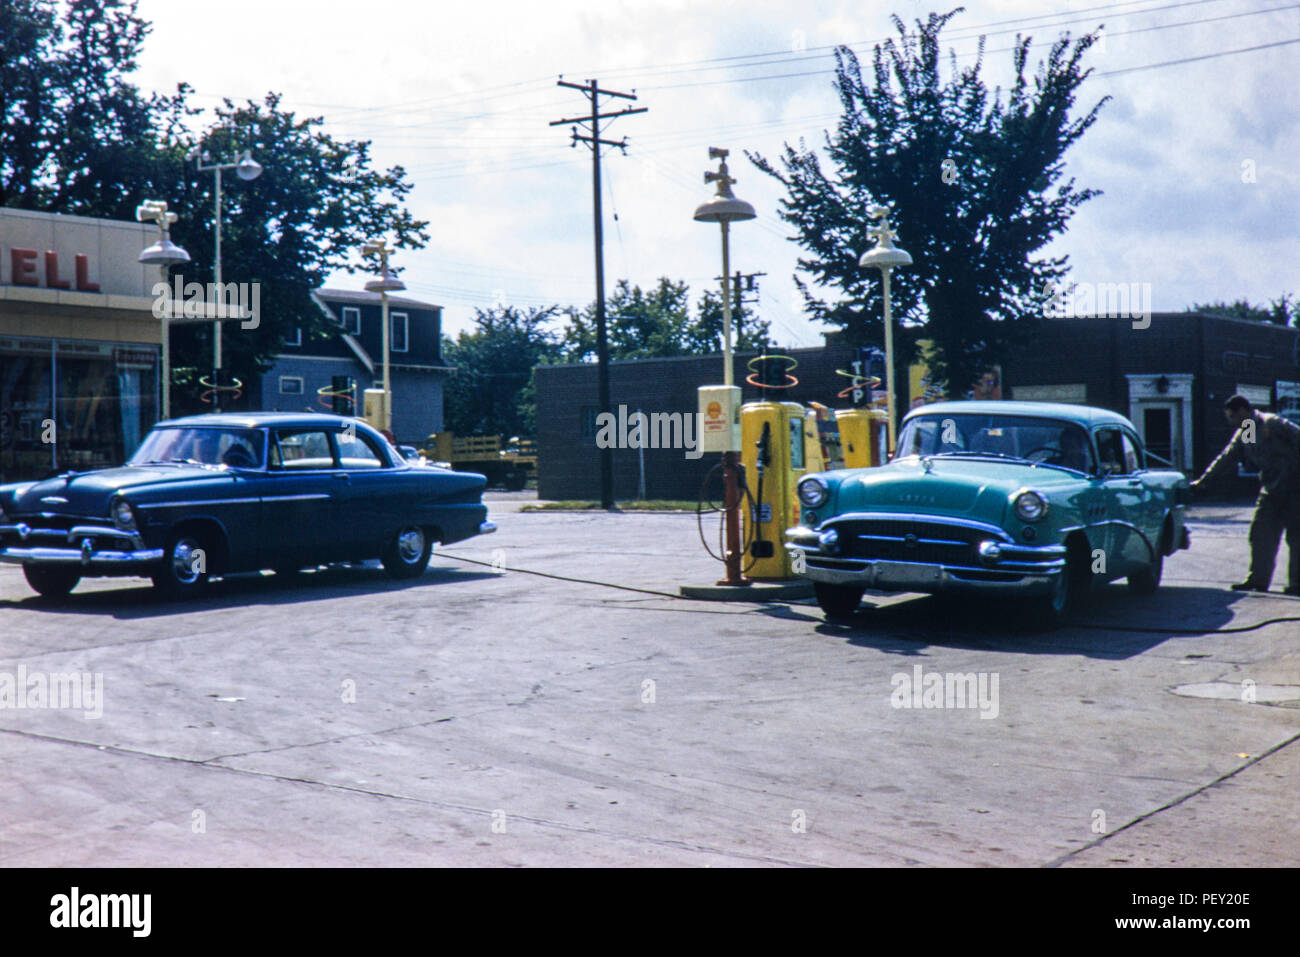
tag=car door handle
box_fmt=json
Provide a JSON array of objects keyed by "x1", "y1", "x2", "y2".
[{"x1": 332, "y1": 473, "x2": 350, "y2": 482}]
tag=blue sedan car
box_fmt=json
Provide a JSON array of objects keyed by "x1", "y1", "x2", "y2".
[{"x1": 0, "y1": 413, "x2": 497, "y2": 599}]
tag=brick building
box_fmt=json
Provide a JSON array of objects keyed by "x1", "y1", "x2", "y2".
[{"x1": 535, "y1": 312, "x2": 1299, "y2": 501}]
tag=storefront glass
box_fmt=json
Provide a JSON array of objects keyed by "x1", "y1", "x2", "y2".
[{"x1": 0, "y1": 337, "x2": 158, "y2": 484}]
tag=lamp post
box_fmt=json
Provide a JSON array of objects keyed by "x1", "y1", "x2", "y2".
[
  {"x1": 858, "y1": 204, "x2": 911, "y2": 456},
  {"x1": 694, "y1": 147, "x2": 756, "y2": 587},
  {"x1": 193, "y1": 146, "x2": 263, "y2": 411},
  {"x1": 137, "y1": 200, "x2": 191, "y2": 421},
  {"x1": 363, "y1": 240, "x2": 405, "y2": 434}
]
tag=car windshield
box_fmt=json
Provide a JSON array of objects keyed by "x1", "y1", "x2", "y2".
[
  {"x1": 895, "y1": 413, "x2": 1095, "y2": 473},
  {"x1": 129, "y1": 427, "x2": 265, "y2": 469}
]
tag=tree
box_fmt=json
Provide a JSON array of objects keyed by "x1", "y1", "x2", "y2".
[
  {"x1": 0, "y1": 0, "x2": 162, "y2": 212},
  {"x1": 1, "y1": 1, "x2": 428, "y2": 412},
  {"x1": 443, "y1": 305, "x2": 564, "y2": 437},
  {"x1": 561, "y1": 278, "x2": 692, "y2": 362},
  {"x1": 165, "y1": 95, "x2": 428, "y2": 412},
  {"x1": 749, "y1": 8, "x2": 1107, "y2": 401},
  {"x1": 1189, "y1": 296, "x2": 1296, "y2": 327},
  {"x1": 685, "y1": 287, "x2": 772, "y2": 355}
]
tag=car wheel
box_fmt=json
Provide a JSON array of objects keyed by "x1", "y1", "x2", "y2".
[
  {"x1": 1023, "y1": 572, "x2": 1071, "y2": 630},
  {"x1": 23, "y1": 565, "x2": 80, "y2": 598},
  {"x1": 814, "y1": 582, "x2": 865, "y2": 620},
  {"x1": 152, "y1": 530, "x2": 211, "y2": 599},
  {"x1": 1128, "y1": 530, "x2": 1167, "y2": 595},
  {"x1": 381, "y1": 525, "x2": 432, "y2": 579}
]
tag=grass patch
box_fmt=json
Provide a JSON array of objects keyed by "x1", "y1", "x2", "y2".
[{"x1": 521, "y1": 500, "x2": 698, "y2": 512}]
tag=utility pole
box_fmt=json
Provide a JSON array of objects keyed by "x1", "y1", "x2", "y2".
[
  {"x1": 713, "y1": 270, "x2": 766, "y2": 342},
  {"x1": 551, "y1": 78, "x2": 647, "y2": 510}
]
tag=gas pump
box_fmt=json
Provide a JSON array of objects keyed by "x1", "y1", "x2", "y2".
[
  {"x1": 833, "y1": 347, "x2": 889, "y2": 468},
  {"x1": 739, "y1": 354, "x2": 824, "y2": 579}
]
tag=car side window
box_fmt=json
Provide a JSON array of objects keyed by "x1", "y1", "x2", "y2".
[
  {"x1": 1119, "y1": 431, "x2": 1143, "y2": 472},
  {"x1": 1095, "y1": 428, "x2": 1126, "y2": 475},
  {"x1": 335, "y1": 431, "x2": 386, "y2": 469},
  {"x1": 272, "y1": 430, "x2": 335, "y2": 470}
]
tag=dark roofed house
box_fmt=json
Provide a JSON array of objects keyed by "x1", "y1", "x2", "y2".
[{"x1": 257, "y1": 288, "x2": 454, "y2": 444}]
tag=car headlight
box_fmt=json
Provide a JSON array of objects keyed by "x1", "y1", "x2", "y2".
[
  {"x1": 113, "y1": 498, "x2": 137, "y2": 531},
  {"x1": 1013, "y1": 489, "x2": 1048, "y2": 523},
  {"x1": 797, "y1": 476, "x2": 829, "y2": 509}
]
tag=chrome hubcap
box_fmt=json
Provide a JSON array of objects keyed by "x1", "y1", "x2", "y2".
[
  {"x1": 172, "y1": 537, "x2": 202, "y2": 584},
  {"x1": 397, "y1": 527, "x2": 425, "y2": 563}
]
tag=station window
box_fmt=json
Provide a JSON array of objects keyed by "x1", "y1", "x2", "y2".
[
  {"x1": 279, "y1": 376, "x2": 305, "y2": 395},
  {"x1": 391, "y1": 312, "x2": 409, "y2": 353}
]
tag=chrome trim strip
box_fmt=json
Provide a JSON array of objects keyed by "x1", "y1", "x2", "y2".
[
  {"x1": 0, "y1": 546, "x2": 164, "y2": 566},
  {"x1": 68, "y1": 525, "x2": 145, "y2": 549},
  {"x1": 136, "y1": 497, "x2": 260, "y2": 509},
  {"x1": 817, "y1": 511, "x2": 1016, "y2": 542},
  {"x1": 786, "y1": 549, "x2": 1062, "y2": 595},
  {"x1": 259, "y1": 494, "x2": 332, "y2": 502},
  {"x1": 855, "y1": 533, "x2": 968, "y2": 547}
]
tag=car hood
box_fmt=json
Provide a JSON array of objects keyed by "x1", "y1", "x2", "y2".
[
  {"x1": 827, "y1": 457, "x2": 1082, "y2": 527},
  {"x1": 3, "y1": 465, "x2": 231, "y2": 518}
]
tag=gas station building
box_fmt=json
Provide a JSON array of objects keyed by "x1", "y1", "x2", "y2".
[
  {"x1": 0, "y1": 208, "x2": 162, "y2": 485},
  {"x1": 534, "y1": 312, "x2": 1300, "y2": 501}
]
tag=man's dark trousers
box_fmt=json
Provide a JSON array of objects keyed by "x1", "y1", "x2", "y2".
[{"x1": 1248, "y1": 487, "x2": 1300, "y2": 589}]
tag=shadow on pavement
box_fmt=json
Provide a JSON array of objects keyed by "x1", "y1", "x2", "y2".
[
  {"x1": 776, "y1": 583, "x2": 1256, "y2": 660},
  {"x1": 0, "y1": 562, "x2": 500, "y2": 621}
]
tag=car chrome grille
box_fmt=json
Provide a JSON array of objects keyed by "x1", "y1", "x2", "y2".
[{"x1": 830, "y1": 519, "x2": 988, "y2": 565}]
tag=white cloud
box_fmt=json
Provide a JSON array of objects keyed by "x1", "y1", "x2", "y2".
[{"x1": 134, "y1": 0, "x2": 1300, "y2": 341}]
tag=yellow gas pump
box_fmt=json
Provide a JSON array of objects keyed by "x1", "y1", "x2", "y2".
[
  {"x1": 741, "y1": 399, "x2": 828, "y2": 579},
  {"x1": 362, "y1": 388, "x2": 389, "y2": 432},
  {"x1": 835, "y1": 407, "x2": 889, "y2": 468}
]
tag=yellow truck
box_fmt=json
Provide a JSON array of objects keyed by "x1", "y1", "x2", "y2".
[{"x1": 422, "y1": 433, "x2": 536, "y2": 491}]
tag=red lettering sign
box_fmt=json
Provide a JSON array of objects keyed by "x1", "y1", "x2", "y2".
[
  {"x1": 10, "y1": 248, "x2": 38, "y2": 286},
  {"x1": 74, "y1": 253, "x2": 99, "y2": 292},
  {"x1": 44, "y1": 251, "x2": 71, "y2": 289}
]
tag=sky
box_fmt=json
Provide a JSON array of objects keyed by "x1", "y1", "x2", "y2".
[{"x1": 131, "y1": 0, "x2": 1300, "y2": 346}]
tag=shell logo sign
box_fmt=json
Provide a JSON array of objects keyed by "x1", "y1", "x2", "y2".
[{"x1": 702, "y1": 400, "x2": 729, "y2": 435}]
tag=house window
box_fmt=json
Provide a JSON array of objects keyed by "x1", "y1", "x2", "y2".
[
  {"x1": 279, "y1": 376, "x2": 304, "y2": 395},
  {"x1": 342, "y1": 306, "x2": 361, "y2": 335},
  {"x1": 390, "y1": 312, "x2": 408, "y2": 353},
  {"x1": 284, "y1": 327, "x2": 302, "y2": 347}
]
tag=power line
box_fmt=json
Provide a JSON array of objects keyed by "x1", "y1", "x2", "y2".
[
  {"x1": 550, "y1": 78, "x2": 648, "y2": 510},
  {"x1": 577, "y1": 0, "x2": 1231, "y2": 84},
  {"x1": 1096, "y1": 34, "x2": 1300, "y2": 74},
  {"x1": 636, "y1": 1, "x2": 1288, "y2": 90}
]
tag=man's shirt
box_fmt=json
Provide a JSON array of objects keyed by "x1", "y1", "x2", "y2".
[{"x1": 1199, "y1": 412, "x2": 1300, "y2": 494}]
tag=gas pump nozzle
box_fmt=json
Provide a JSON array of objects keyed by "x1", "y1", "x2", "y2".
[{"x1": 750, "y1": 421, "x2": 775, "y2": 559}]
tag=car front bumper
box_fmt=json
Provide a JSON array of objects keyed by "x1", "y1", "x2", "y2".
[
  {"x1": 786, "y1": 517, "x2": 1067, "y2": 596},
  {"x1": 0, "y1": 522, "x2": 162, "y2": 570}
]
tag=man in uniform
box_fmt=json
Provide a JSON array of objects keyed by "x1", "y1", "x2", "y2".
[{"x1": 1190, "y1": 394, "x2": 1300, "y2": 594}]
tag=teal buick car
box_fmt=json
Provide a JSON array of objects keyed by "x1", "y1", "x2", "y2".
[{"x1": 786, "y1": 401, "x2": 1190, "y2": 628}]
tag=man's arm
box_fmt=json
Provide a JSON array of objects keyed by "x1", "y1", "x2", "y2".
[{"x1": 1190, "y1": 430, "x2": 1242, "y2": 489}]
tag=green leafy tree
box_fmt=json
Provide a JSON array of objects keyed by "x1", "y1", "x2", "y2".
[
  {"x1": 561, "y1": 278, "x2": 692, "y2": 362},
  {"x1": 1189, "y1": 296, "x2": 1295, "y2": 327},
  {"x1": 749, "y1": 8, "x2": 1107, "y2": 402},
  {"x1": 0, "y1": 0, "x2": 165, "y2": 212},
  {"x1": 166, "y1": 95, "x2": 428, "y2": 412},
  {"x1": 685, "y1": 287, "x2": 772, "y2": 354},
  {"x1": 1, "y1": 1, "x2": 428, "y2": 412},
  {"x1": 443, "y1": 305, "x2": 564, "y2": 437}
]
